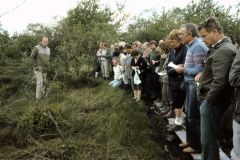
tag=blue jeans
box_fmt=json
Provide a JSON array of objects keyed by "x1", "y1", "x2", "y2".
[
  {"x1": 200, "y1": 100, "x2": 226, "y2": 160},
  {"x1": 231, "y1": 119, "x2": 240, "y2": 160},
  {"x1": 109, "y1": 79, "x2": 122, "y2": 88},
  {"x1": 185, "y1": 81, "x2": 201, "y2": 150}
]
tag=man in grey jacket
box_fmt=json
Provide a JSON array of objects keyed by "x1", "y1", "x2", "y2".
[
  {"x1": 197, "y1": 17, "x2": 237, "y2": 160},
  {"x1": 229, "y1": 49, "x2": 240, "y2": 160},
  {"x1": 30, "y1": 36, "x2": 50, "y2": 100},
  {"x1": 97, "y1": 43, "x2": 111, "y2": 79}
]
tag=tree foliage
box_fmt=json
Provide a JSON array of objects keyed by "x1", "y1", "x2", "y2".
[
  {"x1": 123, "y1": 0, "x2": 240, "y2": 44},
  {"x1": 0, "y1": 0, "x2": 240, "y2": 79},
  {"x1": 51, "y1": 0, "x2": 120, "y2": 80},
  {"x1": 0, "y1": 0, "x2": 240, "y2": 159},
  {"x1": 0, "y1": 30, "x2": 10, "y2": 65}
]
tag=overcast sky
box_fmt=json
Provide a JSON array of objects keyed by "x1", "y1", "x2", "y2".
[{"x1": 0, "y1": 0, "x2": 239, "y2": 35}]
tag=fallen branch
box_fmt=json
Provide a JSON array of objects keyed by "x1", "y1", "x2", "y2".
[{"x1": 16, "y1": 148, "x2": 49, "y2": 160}]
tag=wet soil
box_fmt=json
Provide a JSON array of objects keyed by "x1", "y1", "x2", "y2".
[{"x1": 143, "y1": 100, "x2": 233, "y2": 160}]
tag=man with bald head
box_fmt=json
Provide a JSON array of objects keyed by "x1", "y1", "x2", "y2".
[{"x1": 30, "y1": 36, "x2": 51, "y2": 101}]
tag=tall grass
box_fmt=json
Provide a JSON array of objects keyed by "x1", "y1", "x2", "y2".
[{"x1": 0, "y1": 78, "x2": 167, "y2": 159}]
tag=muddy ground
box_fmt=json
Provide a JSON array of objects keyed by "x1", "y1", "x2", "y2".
[{"x1": 143, "y1": 99, "x2": 233, "y2": 160}]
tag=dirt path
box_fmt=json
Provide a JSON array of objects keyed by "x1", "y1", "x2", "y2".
[
  {"x1": 144, "y1": 100, "x2": 194, "y2": 160},
  {"x1": 144, "y1": 99, "x2": 233, "y2": 160}
]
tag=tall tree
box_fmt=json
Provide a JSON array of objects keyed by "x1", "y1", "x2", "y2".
[
  {"x1": 53, "y1": 0, "x2": 120, "y2": 79},
  {"x1": 122, "y1": 0, "x2": 240, "y2": 44}
]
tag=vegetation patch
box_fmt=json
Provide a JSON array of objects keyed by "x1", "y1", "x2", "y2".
[{"x1": 0, "y1": 81, "x2": 167, "y2": 159}]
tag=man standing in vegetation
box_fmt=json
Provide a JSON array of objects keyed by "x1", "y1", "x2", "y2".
[
  {"x1": 197, "y1": 17, "x2": 237, "y2": 160},
  {"x1": 97, "y1": 43, "x2": 111, "y2": 79},
  {"x1": 229, "y1": 48, "x2": 240, "y2": 160},
  {"x1": 30, "y1": 36, "x2": 50, "y2": 101}
]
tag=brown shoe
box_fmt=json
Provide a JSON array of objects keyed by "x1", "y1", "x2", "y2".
[
  {"x1": 179, "y1": 143, "x2": 189, "y2": 148},
  {"x1": 183, "y1": 147, "x2": 201, "y2": 153}
]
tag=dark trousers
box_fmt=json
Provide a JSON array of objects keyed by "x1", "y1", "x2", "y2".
[
  {"x1": 144, "y1": 72, "x2": 161, "y2": 99},
  {"x1": 96, "y1": 62, "x2": 101, "y2": 72},
  {"x1": 200, "y1": 100, "x2": 226, "y2": 160},
  {"x1": 185, "y1": 81, "x2": 201, "y2": 150}
]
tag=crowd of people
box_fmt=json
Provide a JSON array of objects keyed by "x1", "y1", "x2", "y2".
[
  {"x1": 30, "y1": 17, "x2": 240, "y2": 160},
  {"x1": 93, "y1": 17, "x2": 240, "y2": 160}
]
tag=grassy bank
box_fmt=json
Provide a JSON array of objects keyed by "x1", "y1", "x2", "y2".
[{"x1": 0, "y1": 78, "x2": 168, "y2": 159}]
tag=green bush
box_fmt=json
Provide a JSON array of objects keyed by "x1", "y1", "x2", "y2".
[{"x1": 15, "y1": 104, "x2": 64, "y2": 143}]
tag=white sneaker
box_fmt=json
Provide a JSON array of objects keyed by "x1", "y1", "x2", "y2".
[
  {"x1": 175, "y1": 118, "x2": 183, "y2": 126},
  {"x1": 95, "y1": 72, "x2": 98, "y2": 78},
  {"x1": 154, "y1": 99, "x2": 161, "y2": 103},
  {"x1": 136, "y1": 98, "x2": 141, "y2": 102}
]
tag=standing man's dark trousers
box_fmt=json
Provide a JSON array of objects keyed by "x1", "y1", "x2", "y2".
[
  {"x1": 185, "y1": 81, "x2": 201, "y2": 151},
  {"x1": 151, "y1": 73, "x2": 161, "y2": 99},
  {"x1": 200, "y1": 100, "x2": 226, "y2": 160}
]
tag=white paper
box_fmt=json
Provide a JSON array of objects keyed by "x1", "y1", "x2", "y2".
[
  {"x1": 158, "y1": 72, "x2": 167, "y2": 76},
  {"x1": 168, "y1": 62, "x2": 178, "y2": 69}
]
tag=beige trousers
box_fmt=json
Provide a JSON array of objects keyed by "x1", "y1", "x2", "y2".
[
  {"x1": 34, "y1": 70, "x2": 47, "y2": 100},
  {"x1": 100, "y1": 60, "x2": 110, "y2": 78}
]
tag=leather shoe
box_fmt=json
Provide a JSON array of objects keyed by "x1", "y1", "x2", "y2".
[
  {"x1": 179, "y1": 143, "x2": 189, "y2": 148},
  {"x1": 183, "y1": 147, "x2": 201, "y2": 153}
]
